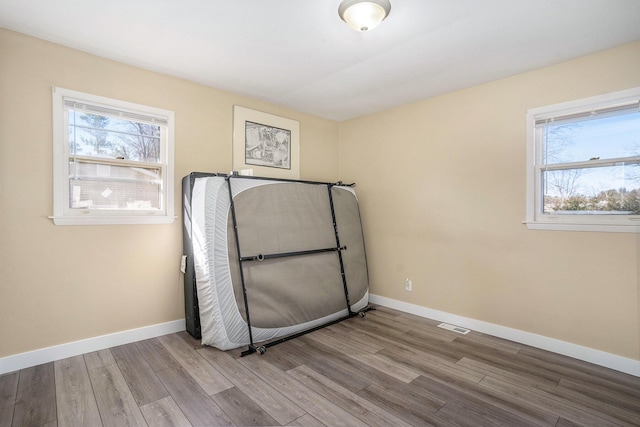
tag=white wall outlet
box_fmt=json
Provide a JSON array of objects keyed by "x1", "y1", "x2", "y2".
[{"x1": 405, "y1": 278, "x2": 412, "y2": 291}]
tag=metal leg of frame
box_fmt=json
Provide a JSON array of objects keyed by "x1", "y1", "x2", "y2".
[{"x1": 327, "y1": 184, "x2": 354, "y2": 316}]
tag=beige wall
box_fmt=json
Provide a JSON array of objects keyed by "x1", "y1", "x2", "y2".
[
  {"x1": 339, "y1": 41, "x2": 640, "y2": 360},
  {"x1": 0, "y1": 28, "x2": 339, "y2": 358}
]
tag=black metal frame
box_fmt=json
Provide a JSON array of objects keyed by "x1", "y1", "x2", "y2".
[{"x1": 182, "y1": 172, "x2": 373, "y2": 356}]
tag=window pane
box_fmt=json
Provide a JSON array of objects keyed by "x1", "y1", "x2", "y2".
[
  {"x1": 542, "y1": 111, "x2": 640, "y2": 165},
  {"x1": 542, "y1": 164, "x2": 640, "y2": 214},
  {"x1": 68, "y1": 160, "x2": 162, "y2": 210},
  {"x1": 68, "y1": 110, "x2": 161, "y2": 162}
]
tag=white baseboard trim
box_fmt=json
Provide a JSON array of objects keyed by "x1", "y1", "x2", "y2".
[
  {"x1": 0, "y1": 319, "x2": 185, "y2": 375},
  {"x1": 369, "y1": 294, "x2": 640, "y2": 378},
  {"x1": 4, "y1": 299, "x2": 639, "y2": 378}
]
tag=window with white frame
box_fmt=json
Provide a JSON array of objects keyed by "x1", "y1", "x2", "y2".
[
  {"x1": 526, "y1": 87, "x2": 640, "y2": 232},
  {"x1": 52, "y1": 87, "x2": 175, "y2": 225}
]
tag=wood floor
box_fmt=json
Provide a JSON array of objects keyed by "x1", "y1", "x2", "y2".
[{"x1": 2, "y1": 306, "x2": 640, "y2": 427}]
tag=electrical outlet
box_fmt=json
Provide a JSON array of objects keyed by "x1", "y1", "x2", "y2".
[{"x1": 405, "y1": 278, "x2": 412, "y2": 291}]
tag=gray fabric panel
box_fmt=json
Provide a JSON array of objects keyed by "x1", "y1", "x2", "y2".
[
  {"x1": 240, "y1": 254, "x2": 345, "y2": 328},
  {"x1": 228, "y1": 183, "x2": 340, "y2": 328},
  {"x1": 235, "y1": 183, "x2": 336, "y2": 256}
]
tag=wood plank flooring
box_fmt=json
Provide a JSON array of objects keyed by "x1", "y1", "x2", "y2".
[{"x1": 2, "y1": 306, "x2": 640, "y2": 426}]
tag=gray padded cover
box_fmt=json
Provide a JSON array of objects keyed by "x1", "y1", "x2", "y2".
[{"x1": 229, "y1": 183, "x2": 368, "y2": 327}]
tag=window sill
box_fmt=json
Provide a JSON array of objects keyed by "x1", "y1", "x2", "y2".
[
  {"x1": 49, "y1": 215, "x2": 176, "y2": 226},
  {"x1": 524, "y1": 221, "x2": 640, "y2": 233}
]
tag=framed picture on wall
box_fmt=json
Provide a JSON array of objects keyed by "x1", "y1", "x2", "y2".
[{"x1": 233, "y1": 106, "x2": 300, "y2": 179}]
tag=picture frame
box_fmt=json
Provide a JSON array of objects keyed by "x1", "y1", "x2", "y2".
[{"x1": 233, "y1": 105, "x2": 300, "y2": 179}]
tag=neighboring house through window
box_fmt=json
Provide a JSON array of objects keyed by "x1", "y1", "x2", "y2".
[
  {"x1": 52, "y1": 87, "x2": 175, "y2": 225},
  {"x1": 526, "y1": 87, "x2": 640, "y2": 232}
]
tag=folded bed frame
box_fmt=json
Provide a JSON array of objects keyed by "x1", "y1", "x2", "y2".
[{"x1": 182, "y1": 172, "x2": 371, "y2": 355}]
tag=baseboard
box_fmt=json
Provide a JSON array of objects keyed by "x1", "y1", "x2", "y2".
[
  {"x1": 0, "y1": 319, "x2": 185, "y2": 375},
  {"x1": 4, "y1": 300, "x2": 639, "y2": 378},
  {"x1": 369, "y1": 294, "x2": 640, "y2": 378}
]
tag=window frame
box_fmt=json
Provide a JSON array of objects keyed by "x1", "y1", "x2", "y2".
[
  {"x1": 525, "y1": 87, "x2": 640, "y2": 233},
  {"x1": 51, "y1": 87, "x2": 175, "y2": 225}
]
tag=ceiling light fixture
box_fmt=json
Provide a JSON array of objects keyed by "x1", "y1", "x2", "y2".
[{"x1": 338, "y1": 0, "x2": 391, "y2": 32}]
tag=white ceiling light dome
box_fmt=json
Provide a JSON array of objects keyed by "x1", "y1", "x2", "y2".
[{"x1": 338, "y1": 0, "x2": 391, "y2": 32}]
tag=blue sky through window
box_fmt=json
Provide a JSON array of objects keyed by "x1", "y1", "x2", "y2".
[{"x1": 543, "y1": 111, "x2": 640, "y2": 197}]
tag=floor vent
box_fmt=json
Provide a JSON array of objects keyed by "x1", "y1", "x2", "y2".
[{"x1": 437, "y1": 323, "x2": 471, "y2": 335}]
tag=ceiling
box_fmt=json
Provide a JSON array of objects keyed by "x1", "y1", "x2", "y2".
[{"x1": 1, "y1": 0, "x2": 640, "y2": 121}]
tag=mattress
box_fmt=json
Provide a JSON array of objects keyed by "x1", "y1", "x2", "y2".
[{"x1": 186, "y1": 174, "x2": 369, "y2": 351}]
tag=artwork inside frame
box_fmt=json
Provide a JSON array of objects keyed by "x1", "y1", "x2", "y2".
[
  {"x1": 245, "y1": 121, "x2": 291, "y2": 170},
  {"x1": 232, "y1": 106, "x2": 300, "y2": 179}
]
